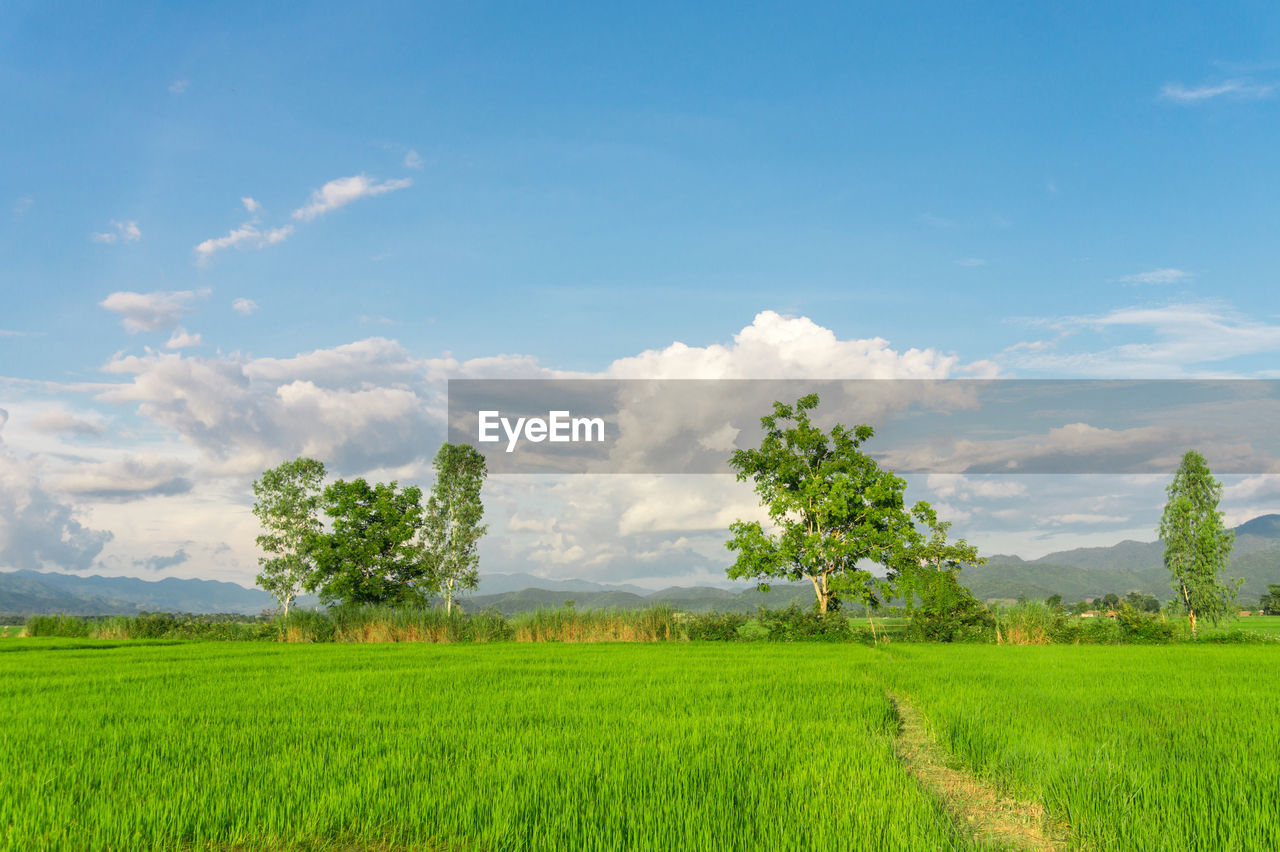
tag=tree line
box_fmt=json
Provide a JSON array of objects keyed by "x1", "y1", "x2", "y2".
[{"x1": 253, "y1": 443, "x2": 488, "y2": 614}]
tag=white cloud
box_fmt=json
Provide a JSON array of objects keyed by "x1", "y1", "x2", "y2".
[
  {"x1": 241, "y1": 197, "x2": 260, "y2": 214},
  {"x1": 404, "y1": 150, "x2": 423, "y2": 169},
  {"x1": 100, "y1": 289, "x2": 204, "y2": 333},
  {"x1": 168, "y1": 79, "x2": 190, "y2": 95},
  {"x1": 91, "y1": 220, "x2": 141, "y2": 244},
  {"x1": 1121, "y1": 268, "x2": 1193, "y2": 285},
  {"x1": 28, "y1": 409, "x2": 105, "y2": 436},
  {"x1": 231, "y1": 298, "x2": 258, "y2": 316},
  {"x1": 1005, "y1": 302, "x2": 1280, "y2": 377},
  {"x1": 0, "y1": 430, "x2": 113, "y2": 571},
  {"x1": 194, "y1": 222, "x2": 294, "y2": 262},
  {"x1": 604, "y1": 310, "x2": 961, "y2": 379},
  {"x1": 291, "y1": 174, "x2": 413, "y2": 222},
  {"x1": 1161, "y1": 79, "x2": 1277, "y2": 103},
  {"x1": 165, "y1": 327, "x2": 202, "y2": 349},
  {"x1": 51, "y1": 455, "x2": 193, "y2": 502}
]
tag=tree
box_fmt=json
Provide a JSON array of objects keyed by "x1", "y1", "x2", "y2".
[
  {"x1": 1158, "y1": 450, "x2": 1239, "y2": 637},
  {"x1": 1259, "y1": 584, "x2": 1280, "y2": 616},
  {"x1": 891, "y1": 504, "x2": 992, "y2": 641},
  {"x1": 1045, "y1": 594, "x2": 1064, "y2": 612},
  {"x1": 725, "y1": 394, "x2": 920, "y2": 613},
  {"x1": 252, "y1": 457, "x2": 326, "y2": 615},
  {"x1": 309, "y1": 478, "x2": 432, "y2": 607},
  {"x1": 421, "y1": 442, "x2": 489, "y2": 614}
]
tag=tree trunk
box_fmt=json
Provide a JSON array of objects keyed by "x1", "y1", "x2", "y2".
[
  {"x1": 809, "y1": 574, "x2": 830, "y2": 613},
  {"x1": 444, "y1": 577, "x2": 455, "y2": 615},
  {"x1": 1188, "y1": 608, "x2": 1197, "y2": 639}
]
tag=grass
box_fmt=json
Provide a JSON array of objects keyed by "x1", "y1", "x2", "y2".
[
  {"x1": 878, "y1": 644, "x2": 1280, "y2": 851},
  {"x1": 0, "y1": 640, "x2": 976, "y2": 852},
  {"x1": 3, "y1": 640, "x2": 1278, "y2": 851}
]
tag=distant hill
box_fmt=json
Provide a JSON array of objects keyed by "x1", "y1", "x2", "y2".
[
  {"x1": 0, "y1": 570, "x2": 277, "y2": 616},
  {"x1": 966, "y1": 514, "x2": 1280, "y2": 604}
]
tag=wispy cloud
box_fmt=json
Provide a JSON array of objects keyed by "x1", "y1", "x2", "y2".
[
  {"x1": 404, "y1": 150, "x2": 423, "y2": 169},
  {"x1": 194, "y1": 222, "x2": 293, "y2": 262},
  {"x1": 292, "y1": 174, "x2": 412, "y2": 222},
  {"x1": 100, "y1": 289, "x2": 206, "y2": 333},
  {"x1": 165, "y1": 327, "x2": 202, "y2": 349},
  {"x1": 91, "y1": 220, "x2": 142, "y2": 244},
  {"x1": 13, "y1": 195, "x2": 33, "y2": 215},
  {"x1": 1005, "y1": 301, "x2": 1280, "y2": 377},
  {"x1": 231, "y1": 298, "x2": 258, "y2": 316},
  {"x1": 1120, "y1": 268, "x2": 1194, "y2": 285},
  {"x1": 168, "y1": 79, "x2": 190, "y2": 95},
  {"x1": 1161, "y1": 79, "x2": 1277, "y2": 103}
]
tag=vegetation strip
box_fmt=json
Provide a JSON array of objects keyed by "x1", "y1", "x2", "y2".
[{"x1": 890, "y1": 692, "x2": 1071, "y2": 852}]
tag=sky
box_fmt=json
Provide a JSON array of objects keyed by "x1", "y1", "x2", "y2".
[{"x1": 3, "y1": 1, "x2": 1280, "y2": 589}]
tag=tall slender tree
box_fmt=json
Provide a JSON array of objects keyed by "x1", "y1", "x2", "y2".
[
  {"x1": 421, "y1": 443, "x2": 488, "y2": 614},
  {"x1": 1158, "y1": 450, "x2": 1239, "y2": 637},
  {"x1": 252, "y1": 457, "x2": 326, "y2": 615}
]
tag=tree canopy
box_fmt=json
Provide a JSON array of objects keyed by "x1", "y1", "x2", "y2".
[
  {"x1": 421, "y1": 442, "x2": 489, "y2": 614},
  {"x1": 1158, "y1": 449, "x2": 1239, "y2": 637},
  {"x1": 252, "y1": 457, "x2": 326, "y2": 615},
  {"x1": 726, "y1": 394, "x2": 936, "y2": 613}
]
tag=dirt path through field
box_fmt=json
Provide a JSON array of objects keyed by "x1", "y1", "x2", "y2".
[{"x1": 890, "y1": 693, "x2": 1073, "y2": 852}]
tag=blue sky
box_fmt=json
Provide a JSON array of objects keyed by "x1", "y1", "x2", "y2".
[{"x1": 3, "y1": 2, "x2": 1280, "y2": 586}]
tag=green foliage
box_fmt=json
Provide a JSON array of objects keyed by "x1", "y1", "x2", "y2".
[
  {"x1": 1158, "y1": 450, "x2": 1240, "y2": 635},
  {"x1": 309, "y1": 478, "x2": 432, "y2": 607},
  {"x1": 726, "y1": 394, "x2": 920, "y2": 613},
  {"x1": 252, "y1": 457, "x2": 326, "y2": 615},
  {"x1": 1114, "y1": 604, "x2": 1176, "y2": 642},
  {"x1": 421, "y1": 442, "x2": 488, "y2": 613},
  {"x1": 1260, "y1": 584, "x2": 1280, "y2": 616},
  {"x1": 683, "y1": 611, "x2": 751, "y2": 641},
  {"x1": 754, "y1": 603, "x2": 854, "y2": 641},
  {"x1": 906, "y1": 569, "x2": 994, "y2": 642}
]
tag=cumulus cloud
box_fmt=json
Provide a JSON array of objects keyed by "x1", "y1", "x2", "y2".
[
  {"x1": 291, "y1": 174, "x2": 413, "y2": 222},
  {"x1": 0, "y1": 431, "x2": 112, "y2": 571},
  {"x1": 91, "y1": 220, "x2": 142, "y2": 244},
  {"x1": 232, "y1": 298, "x2": 258, "y2": 316},
  {"x1": 100, "y1": 289, "x2": 204, "y2": 333},
  {"x1": 97, "y1": 340, "x2": 441, "y2": 474},
  {"x1": 140, "y1": 548, "x2": 190, "y2": 572},
  {"x1": 241, "y1": 197, "x2": 260, "y2": 214}
]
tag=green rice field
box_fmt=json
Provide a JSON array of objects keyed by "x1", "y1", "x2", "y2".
[{"x1": 2, "y1": 640, "x2": 1277, "y2": 851}]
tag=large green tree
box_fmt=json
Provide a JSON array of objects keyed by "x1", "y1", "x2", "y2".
[
  {"x1": 1260, "y1": 584, "x2": 1280, "y2": 616},
  {"x1": 252, "y1": 457, "x2": 326, "y2": 615},
  {"x1": 309, "y1": 478, "x2": 433, "y2": 607},
  {"x1": 421, "y1": 442, "x2": 488, "y2": 614},
  {"x1": 725, "y1": 394, "x2": 920, "y2": 613},
  {"x1": 1158, "y1": 450, "x2": 1239, "y2": 637}
]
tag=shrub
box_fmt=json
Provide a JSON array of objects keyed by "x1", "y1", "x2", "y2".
[
  {"x1": 685, "y1": 612, "x2": 750, "y2": 641},
  {"x1": 756, "y1": 604, "x2": 853, "y2": 642}
]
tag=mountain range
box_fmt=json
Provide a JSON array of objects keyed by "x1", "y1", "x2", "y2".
[{"x1": 3, "y1": 515, "x2": 1279, "y2": 616}]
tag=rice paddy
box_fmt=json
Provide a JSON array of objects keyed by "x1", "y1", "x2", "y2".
[{"x1": 2, "y1": 640, "x2": 1276, "y2": 851}]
